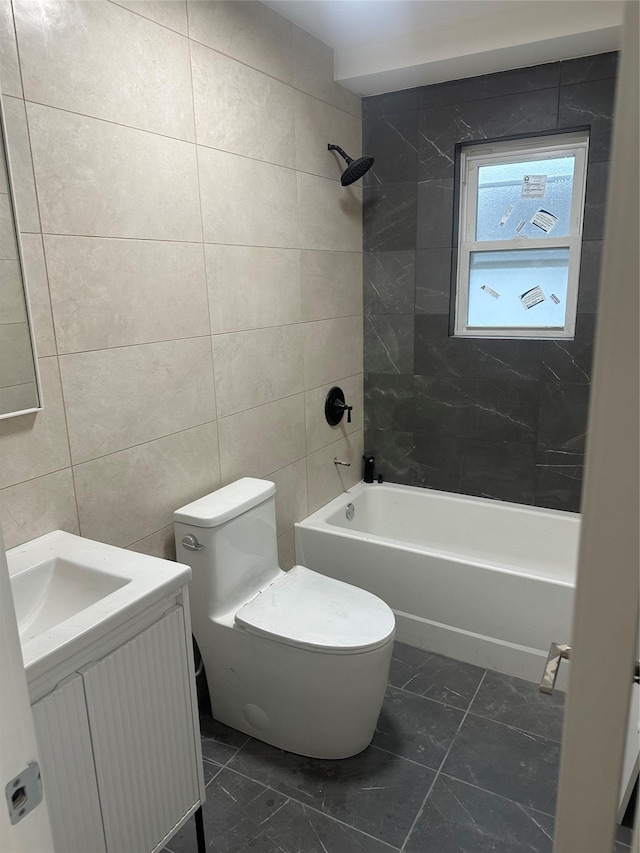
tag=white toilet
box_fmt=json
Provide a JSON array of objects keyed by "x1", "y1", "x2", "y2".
[{"x1": 174, "y1": 477, "x2": 395, "y2": 759}]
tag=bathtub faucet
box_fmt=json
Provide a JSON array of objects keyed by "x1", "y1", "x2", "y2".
[{"x1": 363, "y1": 455, "x2": 375, "y2": 483}]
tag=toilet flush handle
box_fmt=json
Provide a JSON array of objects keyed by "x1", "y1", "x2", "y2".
[{"x1": 182, "y1": 534, "x2": 204, "y2": 552}]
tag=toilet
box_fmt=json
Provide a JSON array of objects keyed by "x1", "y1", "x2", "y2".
[{"x1": 174, "y1": 477, "x2": 395, "y2": 759}]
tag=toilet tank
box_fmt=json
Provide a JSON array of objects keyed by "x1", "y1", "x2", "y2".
[{"x1": 174, "y1": 479, "x2": 283, "y2": 618}]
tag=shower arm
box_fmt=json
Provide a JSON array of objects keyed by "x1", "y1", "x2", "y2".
[{"x1": 327, "y1": 144, "x2": 353, "y2": 165}]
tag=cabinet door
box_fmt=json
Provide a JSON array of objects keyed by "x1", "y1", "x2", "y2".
[
  {"x1": 81, "y1": 607, "x2": 200, "y2": 853},
  {"x1": 32, "y1": 674, "x2": 106, "y2": 853}
]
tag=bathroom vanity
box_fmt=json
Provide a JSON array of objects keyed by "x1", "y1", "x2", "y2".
[{"x1": 7, "y1": 531, "x2": 205, "y2": 853}]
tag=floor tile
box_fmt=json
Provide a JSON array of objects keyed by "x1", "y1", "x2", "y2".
[
  {"x1": 227, "y1": 739, "x2": 435, "y2": 848},
  {"x1": 201, "y1": 735, "x2": 239, "y2": 767},
  {"x1": 165, "y1": 769, "x2": 287, "y2": 852},
  {"x1": 199, "y1": 712, "x2": 250, "y2": 765},
  {"x1": 388, "y1": 642, "x2": 486, "y2": 710},
  {"x1": 269, "y1": 799, "x2": 401, "y2": 852},
  {"x1": 404, "y1": 775, "x2": 554, "y2": 853},
  {"x1": 182, "y1": 647, "x2": 632, "y2": 852},
  {"x1": 372, "y1": 685, "x2": 464, "y2": 769},
  {"x1": 202, "y1": 758, "x2": 222, "y2": 787},
  {"x1": 442, "y1": 714, "x2": 560, "y2": 814},
  {"x1": 166, "y1": 768, "x2": 397, "y2": 853},
  {"x1": 470, "y1": 670, "x2": 565, "y2": 742}
]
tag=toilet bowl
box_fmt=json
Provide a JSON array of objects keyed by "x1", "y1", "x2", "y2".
[{"x1": 174, "y1": 478, "x2": 395, "y2": 759}]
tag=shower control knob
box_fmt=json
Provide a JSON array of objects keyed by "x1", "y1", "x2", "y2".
[
  {"x1": 325, "y1": 386, "x2": 353, "y2": 426},
  {"x1": 182, "y1": 534, "x2": 204, "y2": 552}
]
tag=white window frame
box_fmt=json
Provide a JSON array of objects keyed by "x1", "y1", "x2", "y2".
[{"x1": 454, "y1": 131, "x2": 590, "y2": 339}]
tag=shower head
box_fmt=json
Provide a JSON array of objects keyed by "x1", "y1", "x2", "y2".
[{"x1": 328, "y1": 143, "x2": 375, "y2": 186}]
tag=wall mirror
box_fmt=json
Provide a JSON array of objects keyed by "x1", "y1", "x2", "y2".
[{"x1": 0, "y1": 89, "x2": 42, "y2": 419}]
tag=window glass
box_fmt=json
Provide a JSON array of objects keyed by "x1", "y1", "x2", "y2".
[
  {"x1": 475, "y1": 156, "x2": 576, "y2": 241},
  {"x1": 467, "y1": 247, "x2": 570, "y2": 328},
  {"x1": 453, "y1": 130, "x2": 588, "y2": 338}
]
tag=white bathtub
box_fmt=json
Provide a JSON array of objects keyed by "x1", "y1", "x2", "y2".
[{"x1": 295, "y1": 481, "x2": 580, "y2": 685}]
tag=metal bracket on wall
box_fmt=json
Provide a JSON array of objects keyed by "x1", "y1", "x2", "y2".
[
  {"x1": 540, "y1": 643, "x2": 571, "y2": 695},
  {"x1": 4, "y1": 762, "x2": 43, "y2": 825},
  {"x1": 540, "y1": 642, "x2": 640, "y2": 694}
]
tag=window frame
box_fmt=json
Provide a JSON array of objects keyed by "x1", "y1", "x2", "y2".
[{"x1": 452, "y1": 130, "x2": 590, "y2": 340}]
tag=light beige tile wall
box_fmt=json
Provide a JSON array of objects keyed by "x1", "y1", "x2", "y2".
[{"x1": 0, "y1": 0, "x2": 363, "y2": 566}]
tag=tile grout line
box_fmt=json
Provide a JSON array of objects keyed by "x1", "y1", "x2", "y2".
[
  {"x1": 56, "y1": 334, "x2": 212, "y2": 358},
  {"x1": 387, "y1": 680, "x2": 484, "y2": 713},
  {"x1": 68, "y1": 415, "x2": 219, "y2": 470},
  {"x1": 0, "y1": 465, "x2": 71, "y2": 495},
  {"x1": 200, "y1": 730, "x2": 250, "y2": 763},
  {"x1": 20, "y1": 94, "x2": 359, "y2": 188},
  {"x1": 107, "y1": 0, "x2": 188, "y2": 39},
  {"x1": 184, "y1": 6, "x2": 222, "y2": 484},
  {"x1": 201, "y1": 756, "x2": 224, "y2": 785},
  {"x1": 219, "y1": 732, "x2": 405, "y2": 846},
  {"x1": 22, "y1": 229, "x2": 364, "y2": 254},
  {"x1": 389, "y1": 645, "x2": 564, "y2": 724},
  {"x1": 462, "y1": 707, "x2": 564, "y2": 745},
  {"x1": 41, "y1": 320, "x2": 366, "y2": 358},
  {"x1": 434, "y1": 767, "x2": 558, "y2": 820},
  {"x1": 1, "y1": 413, "x2": 363, "y2": 499},
  {"x1": 184, "y1": 26, "x2": 361, "y2": 123},
  {"x1": 105, "y1": 0, "x2": 362, "y2": 122},
  {"x1": 399, "y1": 668, "x2": 489, "y2": 852},
  {"x1": 374, "y1": 82, "x2": 566, "y2": 117},
  {"x1": 204, "y1": 757, "x2": 403, "y2": 852},
  {"x1": 365, "y1": 742, "x2": 447, "y2": 775}
]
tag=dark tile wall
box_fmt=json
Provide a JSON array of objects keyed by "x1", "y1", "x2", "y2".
[{"x1": 362, "y1": 53, "x2": 617, "y2": 512}]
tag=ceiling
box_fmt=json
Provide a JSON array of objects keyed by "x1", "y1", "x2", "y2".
[{"x1": 264, "y1": 1, "x2": 623, "y2": 95}]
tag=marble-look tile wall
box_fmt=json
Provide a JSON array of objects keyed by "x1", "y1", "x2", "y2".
[
  {"x1": 0, "y1": 0, "x2": 363, "y2": 565},
  {"x1": 362, "y1": 53, "x2": 617, "y2": 512}
]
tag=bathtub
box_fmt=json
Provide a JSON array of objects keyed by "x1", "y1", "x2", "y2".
[{"x1": 295, "y1": 481, "x2": 579, "y2": 685}]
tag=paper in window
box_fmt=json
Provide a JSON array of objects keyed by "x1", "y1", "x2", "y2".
[
  {"x1": 531, "y1": 209, "x2": 558, "y2": 234},
  {"x1": 520, "y1": 285, "x2": 546, "y2": 310},
  {"x1": 521, "y1": 175, "x2": 547, "y2": 198}
]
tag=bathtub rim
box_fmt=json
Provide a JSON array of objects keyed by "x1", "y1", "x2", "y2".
[
  {"x1": 304, "y1": 479, "x2": 580, "y2": 525},
  {"x1": 297, "y1": 481, "x2": 579, "y2": 587}
]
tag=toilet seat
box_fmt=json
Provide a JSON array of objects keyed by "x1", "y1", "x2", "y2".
[{"x1": 235, "y1": 566, "x2": 395, "y2": 654}]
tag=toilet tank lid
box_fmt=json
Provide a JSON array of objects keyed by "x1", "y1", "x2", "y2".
[{"x1": 173, "y1": 478, "x2": 276, "y2": 527}]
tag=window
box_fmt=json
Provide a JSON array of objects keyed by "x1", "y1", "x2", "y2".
[{"x1": 453, "y1": 131, "x2": 589, "y2": 339}]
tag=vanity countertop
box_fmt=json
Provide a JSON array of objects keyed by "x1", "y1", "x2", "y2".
[{"x1": 7, "y1": 529, "x2": 191, "y2": 685}]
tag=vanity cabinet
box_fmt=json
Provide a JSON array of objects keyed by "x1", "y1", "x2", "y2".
[
  {"x1": 31, "y1": 602, "x2": 205, "y2": 853},
  {"x1": 32, "y1": 673, "x2": 105, "y2": 853}
]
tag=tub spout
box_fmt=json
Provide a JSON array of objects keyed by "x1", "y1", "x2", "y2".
[{"x1": 363, "y1": 455, "x2": 375, "y2": 483}]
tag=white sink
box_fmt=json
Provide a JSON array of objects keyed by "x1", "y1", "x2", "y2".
[
  {"x1": 7, "y1": 530, "x2": 191, "y2": 680},
  {"x1": 11, "y1": 557, "x2": 129, "y2": 643}
]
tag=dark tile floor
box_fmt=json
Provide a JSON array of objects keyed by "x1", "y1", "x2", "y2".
[{"x1": 165, "y1": 642, "x2": 634, "y2": 853}]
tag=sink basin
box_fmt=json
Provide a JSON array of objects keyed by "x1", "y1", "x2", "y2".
[
  {"x1": 7, "y1": 530, "x2": 191, "y2": 681},
  {"x1": 11, "y1": 557, "x2": 129, "y2": 643}
]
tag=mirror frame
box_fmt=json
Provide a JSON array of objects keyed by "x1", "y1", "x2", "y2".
[{"x1": 0, "y1": 86, "x2": 43, "y2": 420}]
